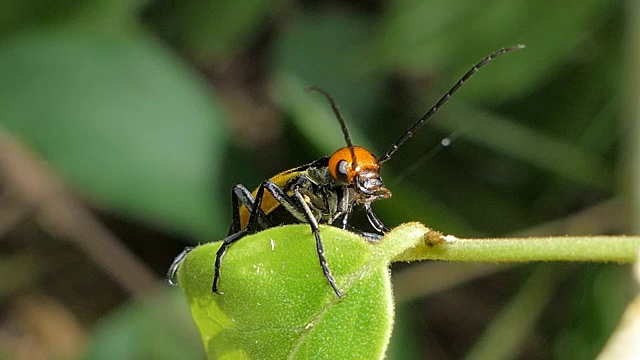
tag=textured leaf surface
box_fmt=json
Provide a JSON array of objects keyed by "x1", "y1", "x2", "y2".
[{"x1": 177, "y1": 224, "x2": 427, "y2": 359}]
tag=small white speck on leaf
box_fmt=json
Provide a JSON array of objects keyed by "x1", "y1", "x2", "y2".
[
  {"x1": 443, "y1": 235, "x2": 458, "y2": 242},
  {"x1": 252, "y1": 264, "x2": 261, "y2": 274},
  {"x1": 270, "y1": 239, "x2": 275, "y2": 251}
]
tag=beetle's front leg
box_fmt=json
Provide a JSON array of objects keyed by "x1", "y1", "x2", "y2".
[{"x1": 365, "y1": 203, "x2": 390, "y2": 234}]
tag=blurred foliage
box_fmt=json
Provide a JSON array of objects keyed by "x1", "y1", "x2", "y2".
[
  {"x1": 81, "y1": 293, "x2": 204, "y2": 360},
  {"x1": 0, "y1": 0, "x2": 633, "y2": 359},
  {"x1": 146, "y1": 0, "x2": 283, "y2": 58},
  {"x1": 0, "y1": 28, "x2": 227, "y2": 238}
]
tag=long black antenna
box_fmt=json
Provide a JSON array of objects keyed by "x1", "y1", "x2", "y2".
[
  {"x1": 307, "y1": 87, "x2": 358, "y2": 169},
  {"x1": 378, "y1": 44, "x2": 525, "y2": 164}
]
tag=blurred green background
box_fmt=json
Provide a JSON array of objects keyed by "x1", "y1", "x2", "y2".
[{"x1": 0, "y1": 0, "x2": 636, "y2": 359}]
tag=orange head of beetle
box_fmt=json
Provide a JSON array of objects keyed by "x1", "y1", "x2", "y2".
[{"x1": 328, "y1": 146, "x2": 391, "y2": 204}]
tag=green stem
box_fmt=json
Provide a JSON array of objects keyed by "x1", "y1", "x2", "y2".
[{"x1": 394, "y1": 234, "x2": 640, "y2": 263}]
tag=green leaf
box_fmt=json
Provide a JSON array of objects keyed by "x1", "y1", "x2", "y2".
[
  {"x1": 175, "y1": 222, "x2": 640, "y2": 359},
  {"x1": 176, "y1": 224, "x2": 427, "y2": 359},
  {"x1": 0, "y1": 27, "x2": 228, "y2": 238}
]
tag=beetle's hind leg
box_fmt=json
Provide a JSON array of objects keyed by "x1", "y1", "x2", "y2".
[
  {"x1": 212, "y1": 229, "x2": 249, "y2": 294},
  {"x1": 213, "y1": 182, "x2": 280, "y2": 294},
  {"x1": 229, "y1": 184, "x2": 272, "y2": 235},
  {"x1": 167, "y1": 246, "x2": 194, "y2": 286},
  {"x1": 215, "y1": 181, "x2": 343, "y2": 297}
]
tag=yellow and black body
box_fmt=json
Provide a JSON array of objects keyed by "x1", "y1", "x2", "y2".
[{"x1": 168, "y1": 45, "x2": 524, "y2": 298}]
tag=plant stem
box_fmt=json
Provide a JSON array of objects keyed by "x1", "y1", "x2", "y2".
[{"x1": 395, "y1": 235, "x2": 640, "y2": 263}]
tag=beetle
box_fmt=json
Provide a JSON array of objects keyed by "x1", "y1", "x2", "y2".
[{"x1": 168, "y1": 45, "x2": 524, "y2": 298}]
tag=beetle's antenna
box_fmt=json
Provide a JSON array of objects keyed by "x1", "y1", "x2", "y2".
[
  {"x1": 307, "y1": 87, "x2": 358, "y2": 170},
  {"x1": 378, "y1": 44, "x2": 525, "y2": 164}
]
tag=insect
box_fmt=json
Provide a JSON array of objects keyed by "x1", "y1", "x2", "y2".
[{"x1": 168, "y1": 45, "x2": 524, "y2": 298}]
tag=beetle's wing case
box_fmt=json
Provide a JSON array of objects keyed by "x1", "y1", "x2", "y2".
[{"x1": 238, "y1": 157, "x2": 332, "y2": 229}]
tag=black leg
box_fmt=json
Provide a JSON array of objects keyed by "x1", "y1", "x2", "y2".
[
  {"x1": 214, "y1": 183, "x2": 274, "y2": 294},
  {"x1": 247, "y1": 183, "x2": 267, "y2": 232},
  {"x1": 228, "y1": 184, "x2": 246, "y2": 235},
  {"x1": 212, "y1": 229, "x2": 248, "y2": 294},
  {"x1": 262, "y1": 180, "x2": 307, "y2": 223},
  {"x1": 215, "y1": 180, "x2": 343, "y2": 297},
  {"x1": 230, "y1": 184, "x2": 272, "y2": 235},
  {"x1": 340, "y1": 211, "x2": 350, "y2": 230},
  {"x1": 293, "y1": 187, "x2": 342, "y2": 298},
  {"x1": 254, "y1": 181, "x2": 343, "y2": 297},
  {"x1": 365, "y1": 203, "x2": 390, "y2": 234},
  {"x1": 167, "y1": 246, "x2": 194, "y2": 286},
  {"x1": 256, "y1": 181, "x2": 343, "y2": 297},
  {"x1": 343, "y1": 224, "x2": 383, "y2": 242},
  {"x1": 214, "y1": 180, "x2": 297, "y2": 294}
]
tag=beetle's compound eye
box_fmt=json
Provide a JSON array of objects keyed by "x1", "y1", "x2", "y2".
[
  {"x1": 334, "y1": 159, "x2": 349, "y2": 183},
  {"x1": 329, "y1": 147, "x2": 354, "y2": 183}
]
